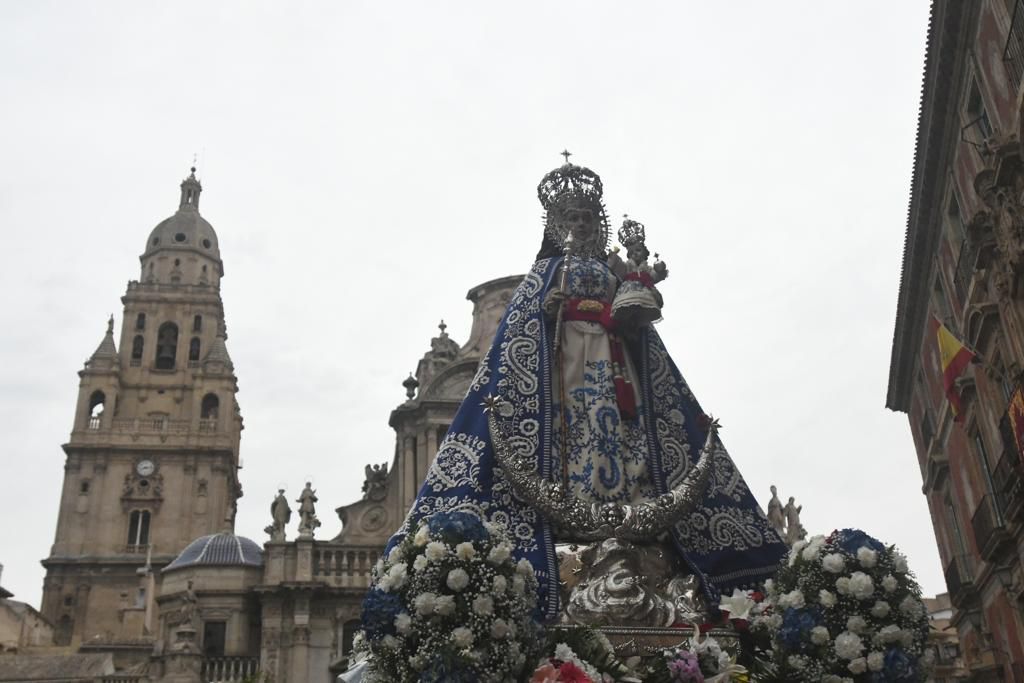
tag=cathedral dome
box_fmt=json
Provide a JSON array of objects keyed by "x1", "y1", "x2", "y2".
[
  {"x1": 142, "y1": 167, "x2": 222, "y2": 265},
  {"x1": 164, "y1": 532, "x2": 263, "y2": 572}
]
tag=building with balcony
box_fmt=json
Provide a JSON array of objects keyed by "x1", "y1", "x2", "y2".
[{"x1": 888, "y1": 0, "x2": 1024, "y2": 678}]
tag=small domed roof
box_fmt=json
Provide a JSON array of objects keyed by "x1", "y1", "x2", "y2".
[
  {"x1": 142, "y1": 168, "x2": 222, "y2": 263},
  {"x1": 164, "y1": 532, "x2": 263, "y2": 572}
]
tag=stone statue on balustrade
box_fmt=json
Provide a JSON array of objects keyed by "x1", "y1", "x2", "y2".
[
  {"x1": 265, "y1": 488, "x2": 291, "y2": 542},
  {"x1": 362, "y1": 463, "x2": 389, "y2": 501},
  {"x1": 784, "y1": 496, "x2": 807, "y2": 546},
  {"x1": 297, "y1": 482, "x2": 321, "y2": 538},
  {"x1": 368, "y1": 155, "x2": 788, "y2": 629}
]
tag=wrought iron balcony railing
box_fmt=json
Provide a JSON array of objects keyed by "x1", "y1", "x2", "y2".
[
  {"x1": 944, "y1": 554, "x2": 978, "y2": 609},
  {"x1": 971, "y1": 493, "x2": 1012, "y2": 563},
  {"x1": 954, "y1": 238, "x2": 980, "y2": 302},
  {"x1": 1006, "y1": 0, "x2": 1024, "y2": 92}
]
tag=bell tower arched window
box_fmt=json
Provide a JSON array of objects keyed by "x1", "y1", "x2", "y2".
[
  {"x1": 155, "y1": 323, "x2": 178, "y2": 370},
  {"x1": 127, "y1": 510, "x2": 150, "y2": 549},
  {"x1": 87, "y1": 391, "x2": 105, "y2": 430},
  {"x1": 201, "y1": 393, "x2": 219, "y2": 420},
  {"x1": 131, "y1": 335, "x2": 144, "y2": 361},
  {"x1": 136, "y1": 313, "x2": 146, "y2": 330},
  {"x1": 189, "y1": 337, "x2": 201, "y2": 362},
  {"x1": 193, "y1": 315, "x2": 202, "y2": 332}
]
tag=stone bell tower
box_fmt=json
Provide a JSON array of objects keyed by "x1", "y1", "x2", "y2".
[{"x1": 40, "y1": 168, "x2": 244, "y2": 650}]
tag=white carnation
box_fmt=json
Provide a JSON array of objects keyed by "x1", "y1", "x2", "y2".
[
  {"x1": 472, "y1": 595, "x2": 494, "y2": 616},
  {"x1": 386, "y1": 563, "x2": 408, "y2": 590},
  {"x1": 455, "y1": 542, "x2": 477, "y2": 561},
  {"x1": 413, "y1": 524, "x2": 430, "y2": 546},
  {"x1": 446, "y1": 568, "x2": 470, "y2": 592},
  {"x1": 493, "y1": 575, "x2": 507, "y2": 593},
  {"x1": 819, "y1": 589, "x2": 837, "y2": 607},
  {"x1": 822, "y1": 553, "x2": 846, "y2": 573},
  {"x1": 554, "y1": 643, "x2": 577, "y2": 662},
  {"x1": 452, "y1": 626, "x2": 474, "y2": 648},
  {"x1": 848, "y1": 571, "x2": 875, "y2": 600},
  {"x1": 835, "y1": 577, "x2": 851, "y2": 595},
  {"x1": 870, "y1": 601, "x2": 891, "y2": 618},
  {"x1": 778, "y1": 589, "x2": 805, "y2": 609},
  {"x1": 512, "y1": 574, "x2": 526, "y2": 595},
  {"x1": 434, "y1": 594, "x2": 456, "y2": 616},
  {"x1": 811, "y1": 625, "x2": 830, "y2": 645},
  {"x1": 802, "y1": 536, "x2": 825, "y2": 561},
  {"x1": 377, "y1": 574, "x2": 394, "y2": 592},
  {"x1": 516, "y1": 558, "x2": 534, "y2": 576},
  {"x1": 413, "y1": 592, "x2": 436, "y2": 616},
  {"x1": 764, "y1": 578, "x2": 775, "y2": 596},
  {"x1": 893, "y1": 552, "x2": 909, "y2": 574},
  {"x1": 413, "y1": 555, "x2": 428, "y2": 572},
  {"x1": 834, "y1": 631, "x2": 865, "y2": 660},
  {"x1": 877, "y1": 624, "x2": 902, "y2": 644},
  {"x1": 394, "y1": 612, "x2": 411, "y2": 634},
  {"x1": 847, "y1": 657, "x2": 867, "y2": 674},
  {"x1": 857, "y1": 547, "x2": 878, "y2": 568},
  {"x1": 882, "y1": 574, "x2": 898, "y2": 593},
  {"x1": 789, "y1": 540, "x2": 809, "y2": 566},
  {"x1": 788, "y1": 655, "x2": 806, "y2": 669},
  {"x1": 382, "y1": 634, "x2": 399, "y2": 650},
  {"x1": 387, "y1": 546, "x2": 403, "y2": 564},
  {"x1": 425, "y1": 541, "x2": 447, "y2": 562},
  {"x1": 487, "y1": 543, "x2": 512, "y2": 564},
  {"x1": 490, "y1": 618, "x2": 509, "y2": 639},
  {"x1": 846, "y1": 616, "x2": 867, "y2": 634},
  {"x1": 867, "y1": 651, "x2": 885, "y2": 672}
]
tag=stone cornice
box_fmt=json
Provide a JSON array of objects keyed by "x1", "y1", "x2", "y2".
[{"x1": 887, "y1": 1, "x2": 976, "y2": 412}]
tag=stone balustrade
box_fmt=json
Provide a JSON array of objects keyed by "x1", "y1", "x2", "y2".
[
  {"x1": 311, "y1": 545, "x2": 380, "y2": 588},
  {"x1": 201, "y1": 656, "x2": 259, "y2": 682}
]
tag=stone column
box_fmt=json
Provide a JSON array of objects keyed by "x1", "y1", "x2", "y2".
[{"x1": 290, "y1": 592, "x2": 312, "y2": 683}]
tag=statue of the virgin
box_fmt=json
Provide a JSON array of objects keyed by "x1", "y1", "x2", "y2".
[{"x1": 382, "y1": 157, "x2": 787, "y2": 621}]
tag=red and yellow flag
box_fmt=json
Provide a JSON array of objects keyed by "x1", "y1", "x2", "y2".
[
  {"x1": 934, "y1": 318, "x2": 974, "y2": 422},
  {"x1": 1008, "y1": 385, "x2": 1024, "y2": 461}
]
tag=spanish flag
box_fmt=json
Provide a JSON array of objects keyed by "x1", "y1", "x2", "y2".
[
  {"x1": 1008, "y1": 385, "x2": 1024, "y2": 460},
  {"x1": 934, "y1": 318, "x2": 975, "y2": 422}
]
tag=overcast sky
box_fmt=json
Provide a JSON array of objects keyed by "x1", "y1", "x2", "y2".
[{"x1": 0, "y1": 2, "x2": 935, "y2": 606}]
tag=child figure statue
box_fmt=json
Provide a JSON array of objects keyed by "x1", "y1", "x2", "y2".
[{"x1": 609, "y1": 215, "x2": 667, "y2": 327}]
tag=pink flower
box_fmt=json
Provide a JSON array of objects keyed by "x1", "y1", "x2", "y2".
[{"x1": 530, "y1": 663, "x2": 560, "y2": 683}]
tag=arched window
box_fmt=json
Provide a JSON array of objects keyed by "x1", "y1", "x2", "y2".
[
  {"x1": 201, "y1": 393, "x2": 219, "y2": 420},
  {"x1": 87, "y1": 391, "x2": 105, "y2": 429},
  {"x1": 155, "y1": 323, "x2": 178, "y2": 370},
  {"x1": 189, "y1": 337, "x2": 201, "y2": 362},
  {"x1": 131, "y1": 335, "x2": 144, "y2": 360},
  {"x1": 341, "y1": 618, "x2": 362, "y2": 658},
  {"x1": 193, "y1": 315, "x2": 202, "y2": 332},
  {"x1": 136, "y1": 313, "x2": 146, "y2": 330},
  {"x1": 55, "y1": 615, "x2": 73, "y2": 646},
  {"x1": 127, "y1": 510, "x2": 150, "y2": 548}
]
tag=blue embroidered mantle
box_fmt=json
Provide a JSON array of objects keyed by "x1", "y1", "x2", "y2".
[{"x1": 385, "y1": 257, "x2": 786, "y2": 620}]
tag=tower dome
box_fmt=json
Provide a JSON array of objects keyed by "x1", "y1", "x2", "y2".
[
  {"x1": 141, "y1": 167, "x2": 224, "y2": 279},
  {"x1": 163, "y1": 532, "x2": 263, "y2": 572}
]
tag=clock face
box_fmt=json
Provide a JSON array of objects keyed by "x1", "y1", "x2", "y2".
[{"x1": 136, "y1": 460, "x2": 155, "y2": 477}]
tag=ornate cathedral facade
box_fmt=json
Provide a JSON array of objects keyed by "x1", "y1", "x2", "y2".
[{"x1": 23, "y1": 169, "x2": 518, "y2": 682}]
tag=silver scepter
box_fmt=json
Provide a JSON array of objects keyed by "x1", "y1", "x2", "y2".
[
  {"x1": 554, "y1": 232, "x2": 574, "y2": 489},
  {"x1": 553, "y1": 232, "x2": 574, "y2": 354}
]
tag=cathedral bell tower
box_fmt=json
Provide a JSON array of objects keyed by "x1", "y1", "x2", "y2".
[{"x1": 40, "y1": 168, "x2": 244, "y2": 649}]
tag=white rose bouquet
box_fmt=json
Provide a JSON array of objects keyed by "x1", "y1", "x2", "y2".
[
  {"x1": 357, "y1": 511, "x2": 541, "y2": 682},
  {"x1": 753, "y1": 528, "x2": 929, "y2": 682}
]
